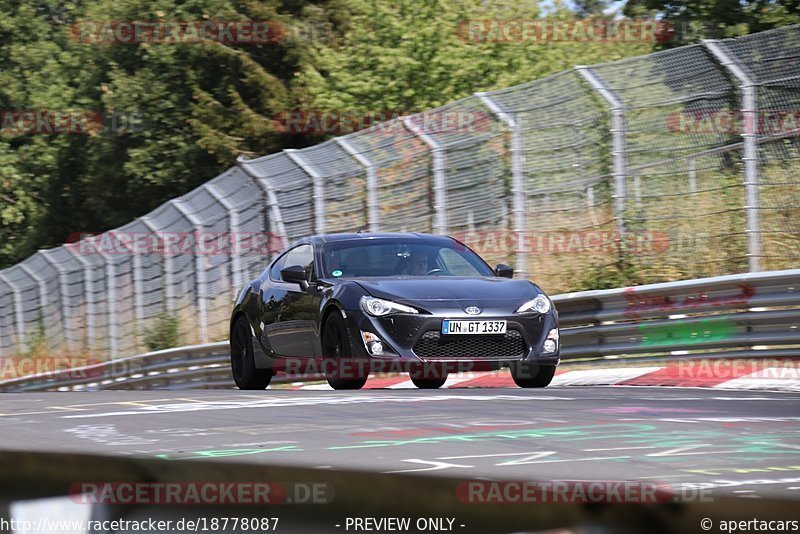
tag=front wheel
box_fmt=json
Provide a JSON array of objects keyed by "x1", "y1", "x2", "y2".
[
  {"x1": 410, "y1": 364, "x2": 448, "y2": 389},
  {"x1": 511, "y1": 363, "x2": 556, "y2": 388},
  {"x1": 321, "y1": 312, "x2": 367, "y2": 390},
  {"x1": 230, "y1": 315, "x2": 272, "y2": 390}
]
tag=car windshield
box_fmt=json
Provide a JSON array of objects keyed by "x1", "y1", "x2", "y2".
[{"x1": 320, "y1": 239, "x2": 495, "y2": 278}]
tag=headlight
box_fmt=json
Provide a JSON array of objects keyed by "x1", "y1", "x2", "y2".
[
  {"x1": 516, "y1": 294, "x2": 551, "y2": 314},
  {"x1": 360, "y1": 296, "x2": 419, "y2": 317}
]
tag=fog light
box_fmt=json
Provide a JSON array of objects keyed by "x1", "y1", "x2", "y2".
[
  {"x1": 544, "y1": 328, "x2": 559, "y2": 353},
  {"x1": 361, "y1": 331, "x2": 385, "y2": 356}
]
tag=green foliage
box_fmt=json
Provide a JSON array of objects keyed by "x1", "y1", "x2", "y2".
[
  {"x1": 298, "y1": 0, "x2": 651, "y2": 112},
  {"x1": 573, "y1": 0, "x2": 609, "y2": 18},
  {"x1": 623, "y1": 0, "x2": 800, "y2": 47},
  {"x1": 0, "y1": 0, "x2": 314, "y2": 267},
  {"x1": 23, "y1": 309, "x2": 49, "y2": 357},
  {"x1": 0, "y1": 0, "x2": 790, "y2": 272},
  {"x1": 143, "y1": 311, "x2": 180, "y2": 351},
  {"x1": 577, "y1": 255, "x2": 645, "y2": 290}
]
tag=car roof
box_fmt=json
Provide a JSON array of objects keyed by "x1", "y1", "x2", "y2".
[{"x1": 299, "y1": 232, "x2": 456, "y2": 247}]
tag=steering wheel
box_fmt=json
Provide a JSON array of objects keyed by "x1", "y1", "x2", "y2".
[{"x1": 424, "y1": 268, "x2": 444, "y2": 276}]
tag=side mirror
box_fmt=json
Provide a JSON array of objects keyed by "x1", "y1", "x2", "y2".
[
  {"x1": 281, "y1": 265, "x2": 309, "y2": 290},
  {"x1": 495, "y1": 264, "x2": 514, "y2": 279}
]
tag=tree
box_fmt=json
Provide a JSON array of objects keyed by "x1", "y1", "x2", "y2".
[
  {"x1": 0, "y1": 0, "x2": 78, "y2": 265},
  {"x1": 573, "y1": 0, "x2": 609, "y2": 18},
  {"x1": 298, "y1": 0, "x2": 651, "y2": 114},
  {"x1": 0, "y1": 0, "x2": 654, "y2": 269},
  {"x1": 623, "y1": 0, "x2": 800, "y2": 47},
  {"x1": 0, "y1": 0, "x2": 332, "y2": 266}
]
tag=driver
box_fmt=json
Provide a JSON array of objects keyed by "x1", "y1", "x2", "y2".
[
  {"x1": 326, "y1": 249, "x2": 345, "y2": 276},
  {"x1": 406, "y1": 252, "x2": 429, "y2": 275}
]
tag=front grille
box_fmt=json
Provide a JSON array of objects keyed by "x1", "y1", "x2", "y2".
[{"x1": 413, "y1": 330, "x2": 526, "y2": 360}]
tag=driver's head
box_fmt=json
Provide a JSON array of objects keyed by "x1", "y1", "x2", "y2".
[
  {"x1": 326, "y1": 249, "x2": 341, "y2": 270},
  {"x1": 407, "y1": 252, "x2": 428, "y2": 275}
]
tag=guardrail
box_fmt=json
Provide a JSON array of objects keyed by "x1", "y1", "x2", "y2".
[
  {"x1": 1, "y1": 269, "x2": 798, "y2": 392},
  {"x1": 556, "y1": 268, "x2": 800, "y2": 362}
]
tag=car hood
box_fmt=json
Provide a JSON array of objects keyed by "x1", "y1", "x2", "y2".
[{"x1": 354, "y1": 277, "x2": 541, "y2": 305}]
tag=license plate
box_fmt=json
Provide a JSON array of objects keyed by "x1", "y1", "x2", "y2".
[{"x1": 442, "y1": 320, "x2": 507, "y2": 335}]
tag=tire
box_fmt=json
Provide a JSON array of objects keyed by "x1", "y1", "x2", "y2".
[
  {"x1": 230, "y1": 315, "x2": 272, "y2": 390},
  {"x1": 321, "y1": 312, "x2": 367, "y2": 390},
  {"x1": 511, "y1": 362, "x2": 556, "y2": 388},
  {"x1": 409, "y1": 364, "x2": 448, "y2": 389}
]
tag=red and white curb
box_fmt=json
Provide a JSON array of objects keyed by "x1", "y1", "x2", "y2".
[{"x1": 288, "y1": 361, "x2": 800, "y2": 392}]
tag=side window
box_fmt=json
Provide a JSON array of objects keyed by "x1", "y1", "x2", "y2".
[
  {"x1": 281, "y1": 244, "x2": 314, "y2": 281},
  {"x1": 269, "y1": 254, "x2": 287, "y2": 281}
]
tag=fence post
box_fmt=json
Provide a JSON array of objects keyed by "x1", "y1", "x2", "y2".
[
  {"x1": 632, "y1": 171, "x2": 642, "y2": 210},
  {"x1": 128, "y1": 239, "x2": 144, "y2": 344},
  {"x1": 285, "y1": 149, "x2": 326, "y2": 235},
  {"x1": 403, "y1": 116, "x2": 448, "y2": 235},
  {"x1": 64, "y1": 245, "x2": 95, "y2": 350},
  {"x1": 703, "y1": 39, "x2": 761, "y2": 272},
  {"x1": 0, "y1": 272, "x2": 24, "y2": 351},
  {"x1": 171, "y1": 199, "x2": 209, "y2": 344},
  {"x1": 18, "y1": 263, "x2": 47, "y2": 348},
  {"x1": 40, "y1": 249, "x2": 73, "y2": 350},
  {"x1": 237, "y1": 158, "x2": 288, "y2": 251},
  {"x1": 205, "y1": 184, "x2": 243, "y2": 293},
  {"x1": 336, "y1": 137, "x2": 380, "y2": 232},
  {"x1": 92, "y1": 238, "x2": 118, "y2": 358},
  {"x1": 0, "y1": 277, "x2": 6, "y2": 356},
  {"x1": 576, "y1": 66, "x2": 627, "y2": 238},
  {"x1": 139, "y1": 216, "x2": 172, "y2": 314},
  {"x1": 475, "y1": 92, "x2": 528, "y2": 279}
]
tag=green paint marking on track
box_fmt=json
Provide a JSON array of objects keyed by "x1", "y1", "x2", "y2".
[
  {"x1": 329, "y1": 424, "x2": 657, "y2": 450},
  {"x1": 154, "y1": 445, "x2": 303, "y2": 460}
]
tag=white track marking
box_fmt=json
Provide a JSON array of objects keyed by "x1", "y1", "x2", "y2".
[
  {"x1": 551, "y1": 367, "x2": 664, "y2": 386},
  {"x1": 714, "y1": 369, "x2": 800, "y2": 392},
  {"x1": 385, "y1": 459, "x2": 473, "y2": 473},
  {"x1": 60, "y1": 394, "x2": 569, "y2": 418}
]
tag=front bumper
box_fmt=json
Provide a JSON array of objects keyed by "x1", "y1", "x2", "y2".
[{"x1": 345, "y1": 309, "x2": 560, "y2": 368}]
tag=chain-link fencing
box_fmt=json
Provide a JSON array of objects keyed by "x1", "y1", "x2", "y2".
[{"x1": 1, "y1": 26, "x2": 798, "y2": 358}]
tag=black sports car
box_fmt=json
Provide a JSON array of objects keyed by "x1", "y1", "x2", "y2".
[{"x1": 229, "y1": 233, "x2": 559, "y2": 390}]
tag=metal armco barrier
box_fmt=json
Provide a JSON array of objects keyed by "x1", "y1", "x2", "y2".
[
  {"x1": 555, "y1": 268, "x2": 800, "y2": 361},
  {"x1": 1, "y1": 269, "x2": 797, "y2": 392}
]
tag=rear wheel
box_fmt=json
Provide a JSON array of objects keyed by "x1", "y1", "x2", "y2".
[
  {"x1": 410, "y1": 364, "x2": 448, "y2": 389},
  {"x1": 322, "y1": 312, "x2": 367, "y2": 390},
  {"x1": 511, "y1": 362, "x2": 556, "y2": 388},
  {"x1": 230, "y1": 315, "x2": 272, "y2": 390}
]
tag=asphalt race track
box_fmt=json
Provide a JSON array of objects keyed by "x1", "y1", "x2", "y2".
[{"x1": 2, "y1": 386, "x2": 800, "y2": 498}]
